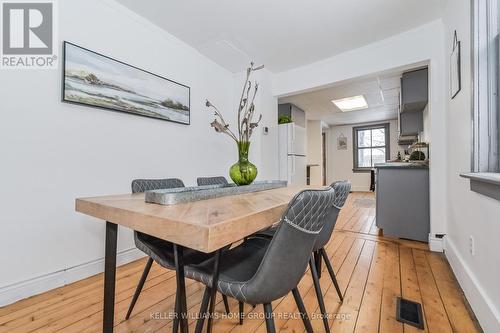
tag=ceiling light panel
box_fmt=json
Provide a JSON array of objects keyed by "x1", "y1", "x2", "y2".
[{"x1": 331, "y1": 95, "x2": 368, "y2": 112}]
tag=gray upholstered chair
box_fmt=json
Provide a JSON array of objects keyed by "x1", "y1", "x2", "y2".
[
  {"x1": 185, "y1": 187, "x2": 336, "y2": 333},
  {"x1": 309, "y1": 181, "x2": 351, "y2": 332},
  {"x1": 197, "y1": 175, "x2": 251, "y2": 325},
  {"x1": 252, "y1": 180, "x2": 351, "y2": 333},
  {"x1": 196, "y1": 176, "x2": 229, "y2": 186},
  {"x1": 125, "y1": 178, "x2": 231, "y2": 326}
]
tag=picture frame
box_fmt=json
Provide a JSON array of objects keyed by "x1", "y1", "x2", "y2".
[
  {"x1": 62, "y1": 41, "x2": 190, "y2": 125},
  {"x1": 450, "y1": 30, "x2": 461, "y2": 99},
  {"x1": 337, "y1": 133, "x2": 347, "y2": 150}
]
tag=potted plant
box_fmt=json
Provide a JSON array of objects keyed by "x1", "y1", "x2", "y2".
[{"x1": 205, "y1": 62, "x2": 264, "y2": 185}]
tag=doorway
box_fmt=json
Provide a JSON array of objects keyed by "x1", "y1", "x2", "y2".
[{"x1": 322, "y1": 132, "x2": 326, "y2": 186}]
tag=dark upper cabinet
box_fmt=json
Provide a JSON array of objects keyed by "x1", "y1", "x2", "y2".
[
  {"x1": 398, "y1": 68, "x2": 427, "y2": 138},
  {"x1": 400, "y1": 110, "x2": 424, "y2": 135},
  {"x1": 401, "y1": 68, "x2": 428, "y2": 113}
]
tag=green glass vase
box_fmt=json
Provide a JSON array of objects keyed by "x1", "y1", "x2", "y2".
[{"x1": 229, "y1": 141, "x2": 258, "y2": 186}]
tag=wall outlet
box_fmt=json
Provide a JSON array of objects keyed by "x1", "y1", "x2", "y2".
[{"x1": 469, "y1": 236, "x2": 475, "y2": 256}]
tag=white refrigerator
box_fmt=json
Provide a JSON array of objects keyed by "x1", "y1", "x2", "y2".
[{"x1": 278, "y1": 123, "x2": 307, "y2": 186}]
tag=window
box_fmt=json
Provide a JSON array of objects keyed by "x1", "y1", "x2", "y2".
[
  {"x1": 472, "y1": 0, "x2": 500, "y2": 172},
  {"x1": 461, "y1": 0, "x2": 500, "y2": 201},
  {"x1": 353, "y1": 123, "x2": 390, "y2": 171}
]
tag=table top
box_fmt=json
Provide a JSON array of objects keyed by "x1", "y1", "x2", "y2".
[{"x1": 75, "y1": 185, "x2": 312, "y2": 253}]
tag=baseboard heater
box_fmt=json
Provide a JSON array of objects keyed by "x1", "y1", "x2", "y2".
[{"x1": 396, "y1": 297, "x2": 424, "y2": 329}]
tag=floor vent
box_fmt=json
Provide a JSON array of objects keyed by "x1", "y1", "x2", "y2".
[{"x1": 396, "y1": 297, "x2": 424, "y2": 329}]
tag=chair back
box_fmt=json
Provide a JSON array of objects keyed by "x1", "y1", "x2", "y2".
[
  {"x1": 313, "y1": 180, "x2": 351, "y2": 251},
  {"x1": 131, "y1": 178, "x2": 185, "y2": 251},
  {"x1": 196, "y1": 176, "x2": 228, "y2": 186},
  {"x1": 243, "y1": 187, "x2": 335, "y2": 304},
  {"x1": 331, "y1": 180, "x2": 351, "y2": 209}
]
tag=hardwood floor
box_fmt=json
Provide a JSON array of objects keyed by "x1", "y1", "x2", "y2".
[{"x1": 0, "y1": 192, "x2": 482, "y2": 332}]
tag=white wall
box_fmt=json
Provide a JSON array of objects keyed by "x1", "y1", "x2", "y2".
[
  {"x1": 273, "y1": 20, "x2": 447, "y2": 249},
  {"x1": 421, "y1": 104, "x2": 431, "y2": 142},
  {"x1": 327, "y1": 120, "x2": 399, "y2": 191},
  {"x1": 443, "y1": 1, "x2": 500, "y2": 332},
  {"x1": 306, "y1": 120, "x2": 323, "y2": 185},
  {"x1": 0, "y1": 0, "x2": 276, "y2": 305}
]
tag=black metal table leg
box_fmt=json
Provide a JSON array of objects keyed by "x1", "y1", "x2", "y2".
[
  {"x1": 173, "y1": 291, "x2": 179, "y2": 333},
  {"x1": 103, "y1": 222, "x2": 118, "y2": 333},
  {"x1": 206, "y1": 249, "x2": 222, "y2": 333},
  {"x1": 174, "y1": 244, "x2": 189, "y2": 333}
]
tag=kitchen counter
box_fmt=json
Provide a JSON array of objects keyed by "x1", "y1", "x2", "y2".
[
  {"x1": 374, "y1": 162, "x2": 428, "y2": 169},
  {"x1": 375, "y1": 164, "x2": 430, "y2": 242}
]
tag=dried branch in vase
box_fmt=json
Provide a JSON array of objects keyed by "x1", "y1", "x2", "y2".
[
  {"x1": 205, "y1": 100, "x2": 238, "y2": 142},
  {"x1": 205, "y1": 62, "x2": 264, "y2": 143}
]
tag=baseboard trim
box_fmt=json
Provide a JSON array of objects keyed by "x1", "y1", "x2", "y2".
[
  {"x1": 0, "y1": 248, "x2": 146, "y2": 307},
  {"x1": 445, "y1": 237, "x2": 500, "y2": 333}
]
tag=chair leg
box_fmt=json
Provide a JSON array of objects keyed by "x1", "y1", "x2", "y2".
[
  {"x1": 320, "y1": 248, "x2": 343, "y2": 302},
  {"x1": 315, "y1": 251, "x2": 322, "y2": 278},
  {"x1": 309, "y1": 257, "x2": 330, "y2": 333},
  {"x1": 263, "y1": 303, "x2": 276, "y2": 333},
  {"x1": 222, "y1": 294, "x2": 230, "y2": 314},
  {"x1": 239, "y1": 301, "x2": 244, "y2": 325},
  {"x1": 125, "y1": 257, "x2": 153, "y2": 320},
  {"x1": 194, "y1": 287, "x2": 211, "y2": 333},
  {"x1": 292, "y1": 288, "x2": 314, "y2": 333}
]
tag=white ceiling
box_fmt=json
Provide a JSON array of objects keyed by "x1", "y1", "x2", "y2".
[
  {"x1": 115, "y1": 0, "x2": 446, "y2": 73},
  {"x1": 279, "y1": 71, "x2": 403, "y2": 126}
]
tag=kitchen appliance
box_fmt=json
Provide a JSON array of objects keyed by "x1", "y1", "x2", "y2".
[{"x1": 278, "y1": 123, "x2": 306, "y2": 185}]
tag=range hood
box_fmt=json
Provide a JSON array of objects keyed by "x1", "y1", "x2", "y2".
[{"x1": 398, "y1": 134, "x2": 418, "y2": 145}]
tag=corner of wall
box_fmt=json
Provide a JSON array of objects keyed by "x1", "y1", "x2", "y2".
[{"x1": 445, "y1": 236, "x2": 500, "y2": 333}]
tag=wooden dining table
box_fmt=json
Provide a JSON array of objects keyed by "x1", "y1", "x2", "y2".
[{"x1": 75, "y1": 185, "x2": 309, "y2": 333}]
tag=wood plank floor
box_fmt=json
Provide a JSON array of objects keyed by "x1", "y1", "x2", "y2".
[{"x1": 0, "y1": 192, "x2": 482, "y2": 332}]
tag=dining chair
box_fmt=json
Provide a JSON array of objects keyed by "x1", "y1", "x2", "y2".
[
  {"x1": 125, "y1": 178, "x2": 231, "y2": 330},
  {"x1": 252, "y1": 180, "x2": 351, "y2": 333},
  {"x1": 196, "y1": 176, "x2": 229, "y2": 186},
  {"x1": 197, "y1": 175, "x2": 248, "y2": 324},
  {"x1": 185, "y1": 187, "x2": 336, "y2": 333},
  {"x1": 308, "y1": 180, "x2": 351, "y2": 332}
]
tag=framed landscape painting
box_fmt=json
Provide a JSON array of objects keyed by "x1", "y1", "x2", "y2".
[{"x1": 62, "y1": 42, "x2": 190, "y2": 124}]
